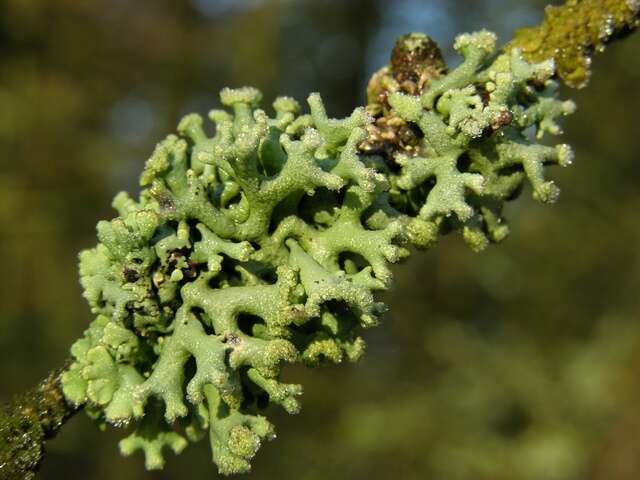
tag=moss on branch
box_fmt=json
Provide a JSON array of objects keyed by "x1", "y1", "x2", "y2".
[{"x1": 507, "y1": 0, "x2": 640, "y2": 88}]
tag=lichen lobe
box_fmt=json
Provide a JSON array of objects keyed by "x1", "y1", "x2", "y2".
[{"x1": 62, "y1": 30, "x2": 576, "y2": 474}]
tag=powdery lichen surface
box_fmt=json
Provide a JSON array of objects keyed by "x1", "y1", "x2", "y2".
[{"x1": 62, "y1": 30, "x2": 575, "y2": 474}]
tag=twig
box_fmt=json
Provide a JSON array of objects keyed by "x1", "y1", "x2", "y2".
[
  {"x1": 0, "y1": 364, "x2": 80, "y2": 480},
  {"x1": 506, "y1": 0, "x2": 640, "y2": 88}
]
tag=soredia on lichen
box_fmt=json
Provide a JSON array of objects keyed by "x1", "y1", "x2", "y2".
[{"x1": 62, "y1": 30, "x2": 575, "y2": 473}]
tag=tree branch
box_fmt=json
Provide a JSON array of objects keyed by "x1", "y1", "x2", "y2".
[
  {"x1": 506, "y1": 0, "x2": 640, "y2": 88},
  {"x1": 0, "y1": 364, "x2": 81, "y2": 480}
]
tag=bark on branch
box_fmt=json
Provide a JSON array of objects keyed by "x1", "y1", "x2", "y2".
[
  {"x1": 0, "y1": 365, "x2": 80, "y2": 480},
  {"x1": 506, "y1": 0, "x2": 640, "y2": 88}
]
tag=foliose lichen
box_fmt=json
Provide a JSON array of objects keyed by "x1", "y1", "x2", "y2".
[{"x1": 61, "y1": 30, "x2": 575, "y2": 473}]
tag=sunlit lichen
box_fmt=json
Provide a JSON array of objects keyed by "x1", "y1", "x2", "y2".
[{"x1": 61, "y1": 30, "x2": 575, "y2": 473}]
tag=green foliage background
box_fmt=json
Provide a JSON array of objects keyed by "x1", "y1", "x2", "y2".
[{"x1": 1, "y1": 0, "x2": 639, "y2": 478}]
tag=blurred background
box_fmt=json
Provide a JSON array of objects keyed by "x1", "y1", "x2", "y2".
[{"x1": 1, "y1": 0, "x2": 640, "y2": 478}]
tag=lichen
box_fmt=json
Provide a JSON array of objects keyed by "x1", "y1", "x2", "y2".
[{"x1": 62, "y1": 30, "x2": 575, "y2": 473}]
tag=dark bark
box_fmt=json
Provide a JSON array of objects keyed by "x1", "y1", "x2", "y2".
[{"x1": 0, "y1": 365, "x2": 80, "y2": 480}]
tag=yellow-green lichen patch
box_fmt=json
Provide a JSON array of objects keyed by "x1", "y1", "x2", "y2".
[{"x1": 63, "y1": 30, "x2": 576, "y2": 474}]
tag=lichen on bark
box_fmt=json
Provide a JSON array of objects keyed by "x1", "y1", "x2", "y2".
[
  {"x1": 56, "y1": 29, "x2": 575, "y2": 474},
  {"x1": 8, "y1": 1, "x2": 639, "y2": 475}
]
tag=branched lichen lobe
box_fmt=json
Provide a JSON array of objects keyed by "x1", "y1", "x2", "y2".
[{"x1": 61, "y1": 30, "x2": 575, "y2": 473}]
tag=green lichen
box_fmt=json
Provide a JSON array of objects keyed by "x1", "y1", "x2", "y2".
[
  {"x1": 508, "y1": 0, "x2": 640, "y2": 88},
  {"x1": 62, "y1": 30, "x2": 575, "y2": 473}
]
